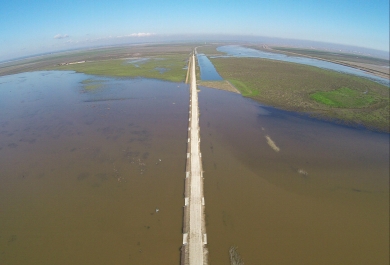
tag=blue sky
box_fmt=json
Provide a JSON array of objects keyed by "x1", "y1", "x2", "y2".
[{"x1": 0, "y1": 0, "x2": 389, "y2": 61}]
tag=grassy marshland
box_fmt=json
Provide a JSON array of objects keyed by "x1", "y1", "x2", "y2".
[
  {"x1": 310, "y1": 87, "x2": 376, "y2": 108},
  {"x1": 48, "y1": 54, "x2": 189, "y2": 82},
  {"x1": 196, "y1": 44, "x2": 226, "y2": 56},
  {"x1": 0, "y1": 44, "x2": 196, "y2": 77},
  {"x1": 210, "y1": 57, "x2": 389, "y2": 131}
]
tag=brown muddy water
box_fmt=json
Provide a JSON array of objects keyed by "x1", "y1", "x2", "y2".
[
  {"x1": 199, "y1": 87, "x2": 389, "y2": 265},
  {"x1": 0, "y1": 71, "x2": 188, "y2": 264},
  {"x1": 0, "y1": 71, "x2": 388, "y2": 265}
]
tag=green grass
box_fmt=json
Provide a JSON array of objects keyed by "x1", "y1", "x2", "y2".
[
  {"x1": 81, "y1": 79, "x2": 104, "y2": 90},
  {"x1": 196, "y1": 45, "x2": 225, "y2": 56},
  {"x1": 310, "y1": 87, "x2": 376, "y2": 108},
  {"x1": 228, "y1": 79, "x2": 259, "y2": 96},
  {"x1": 210, "y1": 57, "x2": 389, "y2": 131},
  {"x1": 48, "y1": 54, "x2": 188, "y2": 82},
  {"x1": 84, "y1": 84, "x2": 103, "y2": 90}
]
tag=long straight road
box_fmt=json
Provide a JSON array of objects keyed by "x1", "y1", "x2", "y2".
[{"x1": 181, "y1": 51, "x2": 208, "y2": 265}]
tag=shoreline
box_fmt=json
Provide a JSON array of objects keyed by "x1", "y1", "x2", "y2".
[
  {"x1": 197, "y1": 81, "x2": 389, "y2": 133},
  {"x1": 264, "y1": 46, "x2": 390, "y2": 81},
  {"x1": 208, "y1": 56, "x2": 389, "y2": 133}
]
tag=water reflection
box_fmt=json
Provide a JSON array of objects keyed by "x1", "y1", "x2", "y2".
[
  {"x1": 124, "y1": 58, "x2": 150, "y2": 67},
  {"x1": 196, "y1": 53, "x2": 223, "y2": 81},
  {"x1": 216, "y1": 45, "x2": 389, "y2": 86}
]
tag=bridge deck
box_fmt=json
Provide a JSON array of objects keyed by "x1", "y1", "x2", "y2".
[{"x1": 181, "y1": 52, "x2": 208, "y2": 265}]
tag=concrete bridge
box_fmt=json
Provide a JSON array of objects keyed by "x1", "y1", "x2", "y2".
[{"x1": 181, "y1": 51, "x2": 208, "y2": 265}]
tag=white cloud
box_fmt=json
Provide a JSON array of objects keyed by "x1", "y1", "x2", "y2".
[
  {"x1": 121, "y1": 33, "x2": 155, "y2": 38},
  {"x1": 54, "y1": 34, "x2": 69, "y2": 39},
  {"x1": 133, "y1": 32, "x2": 153, "y2": 37}
]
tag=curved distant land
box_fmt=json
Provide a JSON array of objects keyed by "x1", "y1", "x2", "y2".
[
  {"x1": 265, "y1": 45, "x2": 389, "y2": 80},
  {"x1": 0, "y1": 42, "x2": 388, "y2": 132}
]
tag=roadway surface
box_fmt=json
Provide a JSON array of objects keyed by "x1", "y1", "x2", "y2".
[{"x1": 182, "y1": 51, "x2": 207, "y2": 265}]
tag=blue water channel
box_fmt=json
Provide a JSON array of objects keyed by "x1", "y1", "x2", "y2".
[
  {"x1": 196, "y1": 53, "x2": 223, "y2": 81},
  {"x1": 216, "y1": 45, "x2": 389, "y2": 86}
]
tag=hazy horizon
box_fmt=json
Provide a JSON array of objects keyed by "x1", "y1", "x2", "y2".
[
  {"x1": 1, "y1": 35, "x2": 389, "y2": 64},
  {"x1": 1, "y1": 0, "x2": 389, "y2": 62}
]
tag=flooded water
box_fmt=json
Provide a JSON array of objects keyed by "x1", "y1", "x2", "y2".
[
  {"x1": 196, "y1": 54, "x2": 223, "y2": 81},
  {"x1": 154, "y1": 67, "x2": 169, "y2": 74},
  {"x1": 216, "y1": 45, "x2": 390, "y2": 86},
  {"x1": 0, "y1": 71, "x2": 189, "y2": 264},
  {"x1": 199, "y1": 87, "x2": 389, "y2": 265},
  {"x1": 0, "y1": 71, "x2": 388, "y2": 264},
  {"x1": 124, "y1": 58, "x2": 150, "y2": 67}
]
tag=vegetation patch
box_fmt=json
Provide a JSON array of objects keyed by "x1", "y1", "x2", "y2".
[
  {"x1": 49, "y1": 54, "x2": 188, "y2": 82},
  {"x1": 210, "y1": 57, "x2": 389, "y2": 131},
  {"x1": 198, "y1": 80, "x2": 240, "y2": 93},
  {"x1": 310, "y1": 87, "x2": 376, "y2": 108},
  {"x1": 84, "y1": 83, "x2": 103, "y2": 90},
  {"x1": 81, "y1": 79, "x2": 106, "y2": 90},
  {"x1": 196, "y1": 45, "x2": 225, "y2": 56},
  {"x1": 0, "y1": 44, "x2": 196, "y2": 77},
  {"x1": 81, "y1": 78, "x2": 106, "y2": 84},
  {"x1": 229, "y1": 79, "x2": 258, "y2": 96}
]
